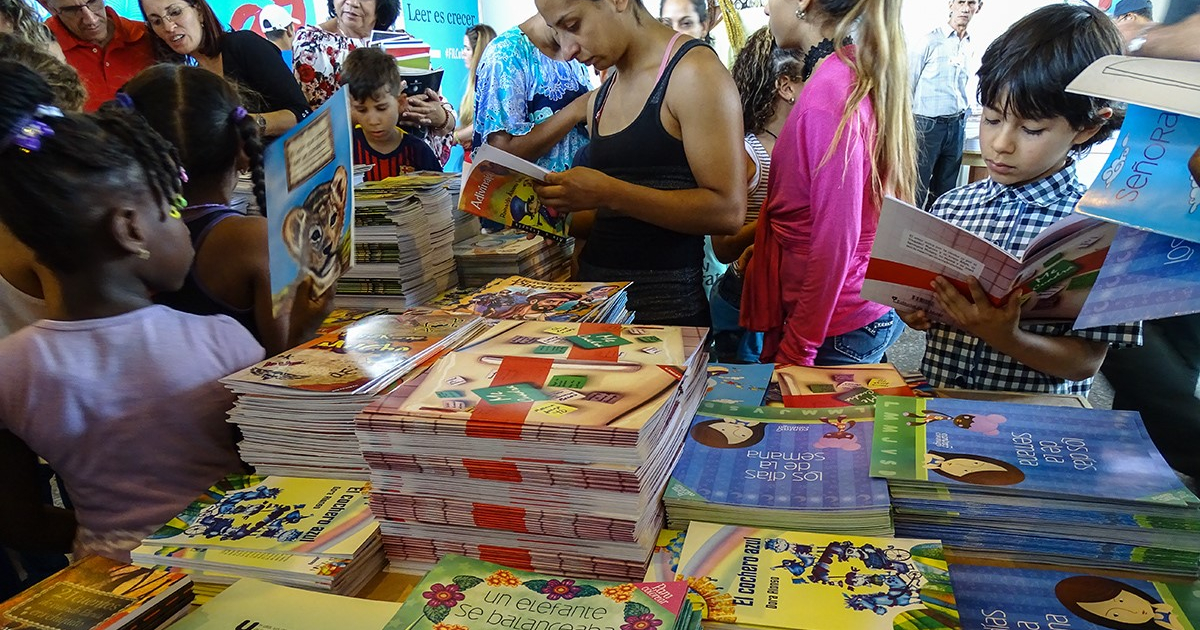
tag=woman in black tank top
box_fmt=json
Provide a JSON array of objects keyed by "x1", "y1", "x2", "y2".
[{"x1": 533, "y1": 0, "x2": 746, "y2": 327}]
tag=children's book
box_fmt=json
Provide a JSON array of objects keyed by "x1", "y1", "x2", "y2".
[
  {"x1": 141, "y1": 475, "x2": 377, "y2": 558},
  {"x1": 221, "y1": 311, "x2": 481, "y2": 395},
  {"x1": 315, "y1": 306, "x2": 389, "y2": 336},
  {"x1": 266, "y1": 86, "x2": 355, "y2": 316},
  {"x1": 397, "y1": 66, "x2": 444, "y2": 95},
  {"x1": 673, "y1": 521, "x2": 958, "y2": 629},
  {"x1": 862, "y1": 196, "x2": 1117, "y2": 324},
  {"x1": 459, "y1": 145, "x2": 568, "y2": 242},
  {"x1": 704, "y1": 363, "x2": 775, "y2": 406},
  {"x1": 0, "y1": 556, "x2": 192, "y2": 630},
  {"x1": 775, "y1": 363, "x2": 913, "y2": 408},
  {"x1": 1073, "y1": 227, "x2": 1200, "y2": 328},
  {"x1": 382, "y1": 554, "x2": 701, "y2": 630},
  {"x1": 646, "y1": 529, "x2": 687, "y2": 583},
  {"x1": 869, "y1": 396, "x2": 1200, "y2": 506},
  {"x1": 951, "y1": 562, "x2": 1200, "y2": 630},
  {"x1": 164, "y1": 578, "x2": 402, "y2": 630},
  {"x1": 444, "y1": 275, "x2": 629, "y2": 322}
]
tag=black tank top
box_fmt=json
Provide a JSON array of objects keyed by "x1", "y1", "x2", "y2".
[
  {"x1": 155, "y1": 204, "x2": 261, "y2": 341},
  {"x1": 577, "y1": 38, "x2": 712, "y2": 327}
]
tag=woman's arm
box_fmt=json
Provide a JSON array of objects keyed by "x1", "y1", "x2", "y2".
[
  {"x1": 233, "y1": 32, "x2": 309, "y2": 135},
  {"x1": 487, "y1": 92, "x2": 590, "y2": 162},
  {"x1": 0, "y1": 430, "x2": 75, "y2": 552}
]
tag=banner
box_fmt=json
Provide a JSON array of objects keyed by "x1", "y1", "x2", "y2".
[{"x1": 107, "y1": 0, "x2": 322, "y2": 33}]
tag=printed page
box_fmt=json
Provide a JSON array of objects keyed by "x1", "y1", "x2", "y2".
[{"x1": 1067, "y1": 55, "x2": 1200, "y2": 118}]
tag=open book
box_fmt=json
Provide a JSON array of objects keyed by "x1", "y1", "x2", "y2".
[
  {"x1": 458, "y1": 144, "x2": 569, "y2": 242},
  {"x1": 862, "y1": 196, "x2": 1116, "y2": 325}
]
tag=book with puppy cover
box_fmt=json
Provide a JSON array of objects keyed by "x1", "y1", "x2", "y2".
[
  {"x1": 672, "y1": 522, "x2": 958, "y2": 630},
  {"x1": 383, "y1": 554, "x2": 701, "y2": 630}
]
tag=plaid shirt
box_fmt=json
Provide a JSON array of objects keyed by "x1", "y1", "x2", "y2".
[
  {"x1": 910, "y1": 25, "x2": 974, "y2": 118},
  {"x1": 921, "y1": 162, "x2": 1142, "y2": 396}
]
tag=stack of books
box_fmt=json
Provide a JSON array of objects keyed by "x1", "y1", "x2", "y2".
[
  {"x1": 657, "y1": 521, "x2": 959, "y2": 630},
  {"x1": 453, "y1": 229, "x2": 574, "y2": 286},
  {"x1": 132, "y1": 475, "x2": 384, "y2": 602},
  {"x1": 222, "y1": 311, "x2": 484, "y2": 480},
  {"x1": 871, "y1": 396, "x2": 1200, "y2": 577},
  {"x1": 353, "y1": 320, "x2": 710, "y2": 580},
  {"x1": 389, "y1": 555, "x2": 702, "y2": 630},
  {"x1": 440, "y1": 275, "x2": 634, "y2": 323},
  {"x1": 162, "y1": 578, "x2": 404, "y2": 630},
  {"x1": 338, "y1": 173, "x2": 460, "y2": 309},
  {"x1": 0, "y1": 556, "x2": 193, "y2": 630}
]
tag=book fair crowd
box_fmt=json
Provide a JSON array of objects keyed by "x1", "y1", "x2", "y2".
[{"x1": 1, "y1": 0, "x2": 1200, "y2": 626}]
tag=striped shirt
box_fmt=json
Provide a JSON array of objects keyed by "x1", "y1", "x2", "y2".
[
  {"x1": 920, "y1": 162, "x2": 1142, "y2": 396},
  {"x1": 353, "y1": 127, "x2": 443, "y2": 181},
  {"x1": 745, "y1": 133, "x2": 770, "y2": 223},
  {"x1": 910, "y1": 25, "x2": 974, "y2": 118}
]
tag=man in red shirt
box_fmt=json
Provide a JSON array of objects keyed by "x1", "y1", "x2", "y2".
[{"x1": 45, "y1": 0, "x2": 154, "y2": 110}]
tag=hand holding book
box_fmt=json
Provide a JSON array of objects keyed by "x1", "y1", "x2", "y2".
[
  {"x1": 929, "y1": 275, "x2": 1023, "y2": 342},
  {"x1": 532, "y1": 167, "x2": 612, "y2": 213}
]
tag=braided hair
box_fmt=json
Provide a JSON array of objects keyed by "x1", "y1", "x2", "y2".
[
  {"x1": 117, "y1": 65, "x2": 266, "y2": 213},
  {"x1": 731, "y1": 27, "x2": 803, "y2": 136},
  {"x1": 0, "y1": 62, "x2": 183, "y2": 274}
]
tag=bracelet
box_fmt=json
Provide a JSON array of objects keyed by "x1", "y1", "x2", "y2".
[{"x1": 730, "y1": 258, "x2": 744, "y2": 278}]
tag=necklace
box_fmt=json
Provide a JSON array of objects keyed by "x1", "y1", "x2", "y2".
[
  {"x1": 762, "y1": 130, "x2": 778, "y2": 141},
  {"x1": 801, "y1": 36, "x2": 852, "y2": 82}
]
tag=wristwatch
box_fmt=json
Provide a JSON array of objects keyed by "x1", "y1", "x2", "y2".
[{"x1": 255, "y1": 114, "x2": 267, "y2": 135}]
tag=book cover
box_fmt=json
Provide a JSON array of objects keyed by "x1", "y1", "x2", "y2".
[
  {"x1": 862, "y1": 196, "x2": 1117, "y2": 324},
  {"x1": 446, "y1": 276, "x2": 628, "y2": 322},
  {"x1": 952, "y1": 562, "x2": 1200, "y2": 630},
  {"x1": 645, "y1": 529, "x2": 686, "y2": 583},
  {"x1": 164, "y1": 578, "x2": 402, "y2": 630},
  {"x1": 459, "y1": 145, "x2": 568, "y2": 242},
  {"x1": 315, "y1": 307, "x2": 390, "y2": 336},
  {"x1": 221, "y1": 311, "x2": 478, "y2": 394},
  {"x1": 132, "y1": 544, "x2": 354, "y2": 582},
  {"x1": 266, "y1": 87, "x2": 355, "y2": 316},
  {"x1": 1073, "y1": 227, "x2": 1200, "y2": 328},
  {"x1": 704, "y1": 363, "x2": 774, "y2": 406},
  {"x1": 453, "y1": 230, "x2": 548, "y2": 259},
  {"x1": 775, "y1": 363, "x2": 914, "y2": 408},
  {"x1": 1073, "y1": 104, "x2": 1200, "y2": 244},
  {"x1": 382, "y1": 554, "x2": 700, "y2": 630},
  {"x1": 397, "y1": 67, "x2": 444, "y2": 95},
  {"x1": 0, "y1": 556, "x2": 190, "y2": 630},
  {"x1": 674, "y1": 522, "x2": 958, "y2": 629},
  {"x1": 1067, "y1": 56, "x2": 1200, "y2": 120},
  {"x1": 142, "y1": 475, "x2": 377, "y2": 557},
  {"x1": 666, "y1": 401, "x2": 888, "y2": 511},
  {"x1": 870, "y1": 396, "x2": 1200, "y2": 506}
]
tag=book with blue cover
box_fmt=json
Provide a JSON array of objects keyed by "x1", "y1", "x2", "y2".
[
  {"x1": 1073, "y1": 226, "x2": 1200, "y2": 328},
  {"x1": 664, "y1": 401, "x2": 891, "y2": 534},
  {"x1": 870, "y1": 396, "x2": 1198, "y2": 506},
  {"x1": 704, "y1": 363, "x2": 774, "y2": 405},
  {"x1": 951, "y1": 562, "x2": 1200, "y2": 630}
]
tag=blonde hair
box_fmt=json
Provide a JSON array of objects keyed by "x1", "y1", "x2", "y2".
[
  {"x1": 821, "y1": 0, "x2": 917, "y2": 204},
  {"x1": 459, "y1": 24, "x2": 496, "y2": 128}
]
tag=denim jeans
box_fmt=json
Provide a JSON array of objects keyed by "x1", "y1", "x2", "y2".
[
  {"x1": 915, "y1": 112, "x2": 966, "y2": 209},
  {"x1": 709, "y1": 267, "x2": 763, "y2": 363},
  {"x1": 814, "y1": 310, "x2": 905, "y2": 366}
]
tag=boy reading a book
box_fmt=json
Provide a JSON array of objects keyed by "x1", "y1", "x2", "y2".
[
  {"x1": 899, "y1": 4, "x2": 1141, "y2": 396},
  {"x1": 340, "y1": 47, "x2": 442, "y2": 181}
]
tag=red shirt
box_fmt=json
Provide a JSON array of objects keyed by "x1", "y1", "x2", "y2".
[{"x1": 48, "y1": 8, "x2": 155, "y2": 111}]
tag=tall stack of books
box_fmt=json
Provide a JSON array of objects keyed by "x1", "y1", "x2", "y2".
[
  {"x1": 132, "y1": 475, "x2": 384, "y2": 602},
  {"x1": 0, "y1": 556, "x2": 193, "y2": 630},
  {"x1": 439, "y1": 275, "x2": 634, "y2": 323},
  {"x1": 871, "y1": 396, "x2": 1200, "y2": 577},
  {"x1": 337, "y1": 173, "x2": 459, "y2": 309},
  {"x1": 353, "y1": 320, "x2": 710, "y2": 580},
  {"x1": 453, "y1": 230, "x2": 574, "y2": 286},
  {"x1": 221, "y1": 311, "x2": 484, "y2": 480}
]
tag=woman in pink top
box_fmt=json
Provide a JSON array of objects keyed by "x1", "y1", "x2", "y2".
[{"x1": 741, "y1": 0, "x2": 917, "y2": 366}]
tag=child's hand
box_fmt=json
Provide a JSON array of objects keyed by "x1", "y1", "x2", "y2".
[
  {"x1": 931, "y1": 275, "x2": 1021, "y2": 342},
  {"x1": 533, "y1": 167, "x2": 611, "y2": 213},
  {"x1": 895, "y1": 308, "x2": 932, "y2": 331}
]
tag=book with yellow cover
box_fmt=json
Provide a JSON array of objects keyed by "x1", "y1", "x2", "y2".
[{"x1": 164, "y1": 578, "x2": 402, "y2": 630}]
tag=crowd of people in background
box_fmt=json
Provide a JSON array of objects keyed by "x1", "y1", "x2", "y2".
[{"x1": 0, "y1": 0, "x2": 1198, "y2": 606}]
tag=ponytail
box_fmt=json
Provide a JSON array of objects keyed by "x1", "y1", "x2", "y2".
[{"x1": 234, "y1": 113, "x2": 267, "y2": 214}]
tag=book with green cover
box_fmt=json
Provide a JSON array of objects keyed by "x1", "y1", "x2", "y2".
[
  {"x1": 165, "y1": 578, "x2": 402, "y2": 630},
  {"x1": 384, "y1": 554, "x2": 702, "y2": 630},
  {"x1": 673, "y1": 521, "x2": 958, "y2": 630}
]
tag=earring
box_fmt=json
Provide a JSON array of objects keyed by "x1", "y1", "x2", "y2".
[
  {"x1": 787, "y1": 96, "x2": 796, "y2": 104},
  {"x1": 137, "y1": 248, "x2": 151, "y2": 260},
  {"x1": 796, "y1": 7, "x2": 806, "y2": 20}
]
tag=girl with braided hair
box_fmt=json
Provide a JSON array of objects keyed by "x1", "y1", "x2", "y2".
[
  {"x1": 118, "y1": 64, "x2": 332, "y2": 355},
  {"x1": 0, "y1": 61, "x2": 263, "y2": 561}
]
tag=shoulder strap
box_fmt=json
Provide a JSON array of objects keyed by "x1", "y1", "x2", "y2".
[{"x1": 649, "y1": 38, "x2": 710, "y2": 104}]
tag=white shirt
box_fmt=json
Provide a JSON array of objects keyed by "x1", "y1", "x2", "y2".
[{"x1": 910, "y1": 24, "x2": 975, "y2": 118}]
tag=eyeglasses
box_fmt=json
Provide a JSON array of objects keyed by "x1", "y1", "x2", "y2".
[
  {"x1": 56, "y1": 0, "x2": 104, "y2": 19},
  {"x1": 146, "y1": 4, "x2": 188, "y2": 28}
]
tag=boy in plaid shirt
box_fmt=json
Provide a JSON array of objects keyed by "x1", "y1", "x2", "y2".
[{"x1": 900, "y1": 4, "x2": 1141, "y2": 396}]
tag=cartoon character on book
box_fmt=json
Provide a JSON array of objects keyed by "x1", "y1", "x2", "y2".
[
  {"x1": 1055, "y1": 576, "x2": 1185, "y2": 630},
  {"x1": 493, "y1": 291, "x2": 581, "y2": 321},
  {"x1": 689, "y1": 418, "x2": 766, "y2": 448},
  {"x1": 813, "y1": 415, "x2": 863, "y2": 450},
  {"x1": 282, "y1": 165, "x2": 350, "y2": 295},
  {"x1": 466, "y1": 289, "x2": 527, "y2": 318},
  {"x1": 904, "y1": 409, "x2": 1007, "y2": 435},
  {"x1": 925, "y1": 450, "x2": 1026, "y2": 486},
  {"x1": 507, "y1": 186, "x2": 558, "y2": 234}
]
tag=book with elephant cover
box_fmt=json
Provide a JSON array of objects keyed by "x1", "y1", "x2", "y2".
[
  {"x1": 266, "y1": 86, "x2": 355, "y2": 316},
  {"x1": 672, "y1": 521, "x2": 958, "y2": 629},
  {"x1": 459, "y1": 145, "x2": 569, "y2": 243},
  {"x1": 383, "y1": 554, "x2": 701, "y2": 630},
  {"x1": 869, "y1": 396, "x2": 1200, "y2": 506}
]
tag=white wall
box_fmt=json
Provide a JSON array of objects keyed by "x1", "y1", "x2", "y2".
[{"x1": 479, "y1": 0, "x2": 537, "y2": 34}]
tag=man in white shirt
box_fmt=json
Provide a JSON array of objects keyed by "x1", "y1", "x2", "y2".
[{"x1": 910, "y1": 0, "x2": 981, "y2": 208}]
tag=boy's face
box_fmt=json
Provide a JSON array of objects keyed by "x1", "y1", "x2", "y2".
[
  {"x1": 980, "y1": 102, "x2": 1100, "y2": 187},
  {"x1": 350, "y1": 88, "x2": 405, "y2": 142}
]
